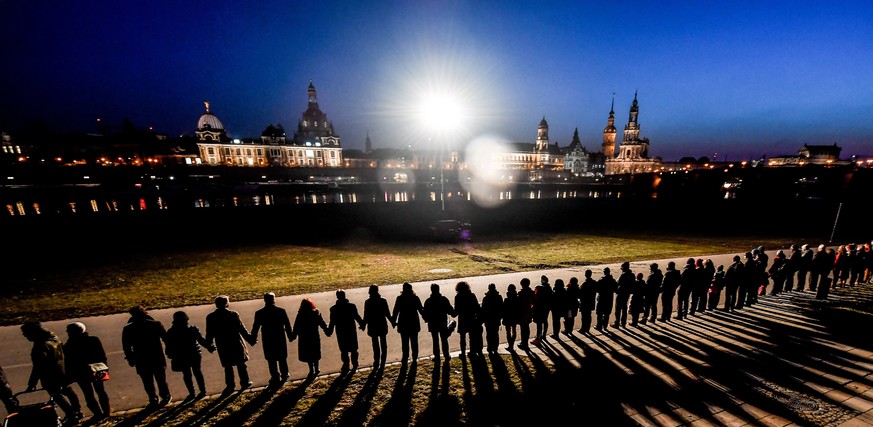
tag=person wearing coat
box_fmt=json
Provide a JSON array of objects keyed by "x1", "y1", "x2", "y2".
[
  {"x1": 21, "y1": 321, "x2": 82, "y2": 424},
  {"x1": 769, "y1": 250, "x2": 788, "y2": 294},
  {"x1": 549, "y1": 279, "x2": 567, "y2": 338},
  {"x1": 164, "y1": 311, "x2": 213, "y2": 399},
  {"x1": 530, "y1": 275, "x2": 552, "y2": 346},
  {"x1": 454, "y1": 281, "x2": 483, "y2": 357},
  {"x1": 642, "y1": 263, "x2": 663, "y2": 324},
  {"x1": 629, "y1": 273, "x2": 646, "y2": 326},
  {"x1": 501, "y1": 284, "x2": 521, "y2": 352},
  {"x1": 517, "y1": 278, "x2": 535, "y2": 350},
  {"x1": 798, "y1": 243, "x2": 814, "y2": 292},
  {"x1": 327, "y1": 289, "x2": 365, "y2": 372},
  {"x1": 64, "y1": 322, "x2": 111, "y2": 419},
  {"x1": 121, "y1": 305, "x2": 172, "y2": 405},
  {"x1": 578, "y1": 270, "x2": 597, "y2": 333},
  {"x1": 391, "y1": 282, "x2": 424, "y2": 364},
  {"x1": 422, "y1": 283, "x2": 455, "y2": 362},
  {"x1": 205, "y1": 296, "x2": 252, "y2": 393},
  {"x1": 614, "y1": 262, "x2": 635, "y2": 327},
  {"x1": 249, "y1": 292, "x2": 295, "y2": 385},
  {"x1": 293, "y1": 298, "x2": 329, "y2": 378},
  {"x1": 564, "y1": 277, "x2": 581, "y2": 334},
  {"x1": 480, "y1": 283, "x2": 504, "y2": 354},
  {"x1": 724, "y1": 255, "x2": 744, "y2": 311},
  {"x1": 660, "y1": 262, "x2": 680, "y2": 321},
  {"x1": 677, "y1": 258, "x2": 696, "y2": 319},
  {"x1": 362, "y1": 285, "x2": 394, "y2": 370},
  {"x1": 595, "y1": 267, "x2": 617, "y2": 331}
]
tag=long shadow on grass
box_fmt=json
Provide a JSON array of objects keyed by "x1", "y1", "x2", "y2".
[
  {"x1": 112, "y1": 404, "x2": 161, "y2": 427},
  {"x1": 249, "y1": 379, "x2": 312, "y2": 427},
  {"x1": 415, "y1": 361, "x2": 462, "y2": 427},
  {"x1": 368, "y1": 361, "x2": 418, "y2": 426},
  {"x1": 173, "y1": 391, "x2": 241, "y2": 427},
  {"x1": 294, "y1": 371, "x2": 355, "y2": 426},
  {"x1": 212, "y1": 384, "x2": 281, "y2": 427},
  {"x1": 332, "y1": 367, "x2": 385, "y2": 427}
]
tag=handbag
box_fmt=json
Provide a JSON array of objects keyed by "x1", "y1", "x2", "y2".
[{"x1": 89, "y1": 362, "x2": 110, "y2": 381}]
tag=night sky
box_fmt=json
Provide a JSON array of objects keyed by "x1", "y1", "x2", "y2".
[{"x1": 2, "y1": 0, "x2": 872, "y2": 162}]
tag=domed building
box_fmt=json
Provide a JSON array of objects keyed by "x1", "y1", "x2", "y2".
[{"x1": 196, "y1": 82, "x2": 344, "y2": 168}]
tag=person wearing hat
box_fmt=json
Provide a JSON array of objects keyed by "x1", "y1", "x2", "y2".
[
  {"x1": 21, "y1": 321, "x2": 83, "y2": 424},
  {"x1": 64, "y1": 322, "x2": 111, "y2": 420}
]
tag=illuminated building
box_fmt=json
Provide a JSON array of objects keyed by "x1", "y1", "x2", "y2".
[{"x1": 605, "y1": 92, "x2": 661, "y2": 175}]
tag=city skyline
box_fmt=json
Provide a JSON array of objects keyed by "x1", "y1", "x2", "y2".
[{"x1": 1, "y1": 1, "x2": 872, "y2": 162}]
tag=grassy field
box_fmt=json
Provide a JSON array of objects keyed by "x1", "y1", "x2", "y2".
[{"x1": 1, "y1": 231, "x2": 808, "y2": 325}]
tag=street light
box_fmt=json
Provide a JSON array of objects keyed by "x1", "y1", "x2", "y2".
[{"x1": 418, "y1": 93, "x2": 465, "y2": 212}]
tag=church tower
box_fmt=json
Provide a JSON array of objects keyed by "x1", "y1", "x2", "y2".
[
  {"x1": 536, "y1": 116, "x2": 549, "y2": 151},
  {"x1": 623, "y1": 91, "x2": 640, "y2": 144},
  {"x1": 615, "y1": 91, "x2": 648, "y2": 160},
  {"x1": 602, "y1": 96, "x2": 617, "y2": 158}
]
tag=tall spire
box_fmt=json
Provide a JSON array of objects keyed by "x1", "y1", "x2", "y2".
[
  {"x1": 610, "y1": 93, "x2": 615, "y2": 114},
  {"x1": 308, "y1": 80, "x2": 318, "y2": 105}
]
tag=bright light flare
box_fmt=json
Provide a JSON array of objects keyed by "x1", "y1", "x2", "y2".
[
  {"x1": 417, "y1": 93, "x2": 466, "y2": 134},
  {"x1": 462, "y1": 134, "x2": 513, "y2": 208}
]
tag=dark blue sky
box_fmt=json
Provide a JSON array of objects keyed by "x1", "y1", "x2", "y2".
[{"x1": 2, "y1": 0, "x2": 871, "y2": 161}]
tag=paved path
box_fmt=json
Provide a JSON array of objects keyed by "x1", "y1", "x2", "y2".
[{"x1": 2, "y1": 249, "x2": 873, "y2": 426}]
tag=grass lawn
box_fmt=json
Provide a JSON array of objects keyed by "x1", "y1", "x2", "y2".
[{"x1": 1, "y1": 231, "x2": 809, "y2": 325}]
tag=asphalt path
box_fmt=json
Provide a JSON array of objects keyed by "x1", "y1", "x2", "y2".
[{"x1": 0, "y1": 249, "x2": 787, "y2": 419}]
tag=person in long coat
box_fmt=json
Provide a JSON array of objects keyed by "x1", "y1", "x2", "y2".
[
  {"x1": 64, "y1": 322, "x2": 111, "y2": 419},
  {"x1": 530, "y1": 275, "x2": 552, "y2": 345},
  {"x1": 501, "y1": 284, "x2": 521, "y2": 352},
  {"x1": 422, "y1": 283, "x2": 455, "y2": 362},
  {"x1": 564, "y1": 277, "x2": 580, "y2": 334},
  {"x1": 724, "y1": 255, "x2": 744, "y2": 311},
  {"x1": 642, "y1": 263, "x2": 663, "y2": 324},
  {"x1": 205, "y1": 295, "x2": 252, "y2": 392},
  {"x1": 250, "y1": 292, "x2": 295, "y2": 385},
  {"x1": 165, "y1": 311, "x2": 212, "y2": 399},
  {"x1": 769, "y1": 250, "x2": 788, "y2": 294},
  {"x1": 480, "y1": 283, "x2": 504, "y2": 354},
  {"x1": 629, "y1": 273, "x2": 646, "y2": 326},
  {"x1": 595, "y1": 267, "x2": 617, "y2": 331},
  {"x1": 454, "y1": 281, "x2": 483, "y2": 357},
  {"x1": 614, "y1": 262, "x2": 634, "y2": 327},
  {"x1": 362, "y1": 285, "x2": 394, "y2": 370},
  {"x1": 708, "y1": 265, "x2": 726, "y2": 310},
  {"x1": 122, "y1": 305, "x2": 172, "y2": 405},
  {"x1": 517, "y1": 278, "x2": 535, "y2": 350},
  {"x1": 549, "y1": 279, "x2": 567, "y2": 338},
  {"x1": 293, "y1": 298, "x2": 329, "y2": 378},
  {"x1": 677, "y1": 258, "x2": 696, "y2": 319},
  {"x1": 660, "y1": 262, "x2": 680, "y2": 321},
  {"x1": 392, "y1": 282, "x2": 424, "y2": 364},
  {"x1": 21, "y1": 321, "x2": 82, "y2": 423},
  {"x1": 798, "y1": 244, "x2": 814, "y2": 292},
  {"x1": 578, "y1": 270, "x2": 597, "y2": 333},
  {"x1": 327, "y1": 289, "x2": 364, "y2": 372}
]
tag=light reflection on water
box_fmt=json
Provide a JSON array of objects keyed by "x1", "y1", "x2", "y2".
[{"x1": 4, "y1": 188, "x2": 614, "y2": 216}]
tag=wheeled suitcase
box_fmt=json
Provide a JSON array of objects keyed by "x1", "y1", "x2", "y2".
[{"x1": 3, "y1": 389, "x2": 62, "y2": 427}]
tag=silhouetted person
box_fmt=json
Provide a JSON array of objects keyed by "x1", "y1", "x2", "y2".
[
  {"x1": 798, "y1": 244, "x2": 813, "y2": 292},
  {"x1": 392, "y1": 282, "x2": 424, "y2": 364},
  {"x1": 328, "y1": 289, "x2": 365, "y2": 372},
  {"x1": 614, "y1": 262, "x2": 634, "y2": 327},
  {"x1": 250, "y1": 292, "x2": 295, "y2": 385},
  {"x1": 786, "y1": 244, "x2": 801, "y2": 292},
  {"x1": 595, "y1": 267, "x2": 617, "y2": 331},
  {"x1": 454, "y1": 281, "x2": 482, "y2": 357},
  {"x1": 21, "y1": 321, "x2": 83, "y2": 424},
  {"x1": 809, "y1": 244, "x2": 828, "y2": 292},
  {"x1": 550, "y1": 279, "x2": 568, "y2": 338},
  {"x1": 122, "y1": 305, "x2": 171, "y2": 405},
  {"x1": 531, "y1": 275, "x2": 552, "y2": 345},
  {"x1": 64, "y1": 322, "x2": 111, "y2": 419},
  {"x1": 362, "y1": 285, "x2": 394, "y2": 369},
  {"x1": 661, "y1": 262, "x2": 680, "y2": 321},
  {"x1": 517, "y1": 278, "x2": 535, "y2": 350},
  {"x1": 165, "y1": 311, "x2": 212, "y2": 400},
  {"x1": 816, "y1": 248, "x2": 836, "y2": 300},
  {"x1": 502, "y1": 284, "x2": 521, "y2": 351},
  {"x1": 294, "y1": 298, "x2": 328, "y2": 378},
  {"x1": 422, "y1": 284, "x2": 454, "y2": 361},
  {"x1": 724, "y1": 255, "x2": 743, "y2": 311},
  {"x1": 769, "y1": 250, "x2": 788, "y2": 294},
  {"x1": 565, "y1": 277, "x2": 580, "y2": 333},
  {"x1": 696, "y1": 259, "x2": 716, "y2": 313},
  {"x1": 754, "y1": 246, "x2": 769, "y2": 300},
  {"x1": 0, "y1": 365, "x2": 17, "y2": 413},
  {"x1": 642, "y1": 263, "x2": 663, "y2": 324},
  {"x1": 629, "y1": 273, "x2": 645, "y2": 326},
  {"x1": 740, "y1": 251, "x2": 757, "y2": 307},
  {"x1": 677, "y1": 258, "x2": 696, "y2": 319},
  {"x1": 206, "y1": 296, "x2": 252, "y2": 393},
  {"x1": 578, "y1": 270, "x2": 597, "y2": 333},
  {"x1": 481, "y1": 283, "x2": 504, "y2": 354},
  {"x1": 708, "y1": 265, "x2": 725, "y2": 310}
]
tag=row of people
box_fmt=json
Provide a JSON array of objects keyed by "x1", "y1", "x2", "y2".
[{"x1": 12, "y1": 242, "x2": 867, "y2": 424}]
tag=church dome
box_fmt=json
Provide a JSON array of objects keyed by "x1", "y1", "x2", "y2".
[{"x1": 197, "y1": 102, "x2": 224, "y2": 131}]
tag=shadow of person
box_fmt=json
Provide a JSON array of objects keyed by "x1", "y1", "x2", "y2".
[
  {"x1": 249, "y1": 381, "x2": 313, "y2": 427},
  {"x1": 294, "y1": 372, "x2": 355, "y2": 426},
  {"x1": 370, "y1": 361, "x2": 418, "y2": 426},
  {"x1": 332, "y1": 367, "x2": 385, "y2": 426},
  {"x1": 212, "y1": 386, "x2": 280, "y2": 427}
]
